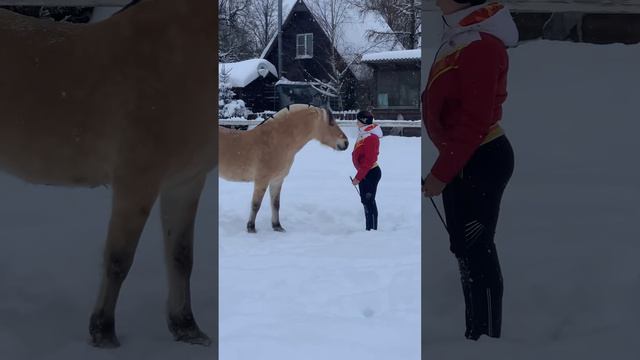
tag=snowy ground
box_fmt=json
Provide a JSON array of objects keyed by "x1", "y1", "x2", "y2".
[
  {"x1": 219, "y1": 129, "x2": 421, "y2": 360},
  {"x1": 422, "y1": 40, "x2": 640, "y2": 359},
  {"x1": 0, "y1": 175, "x2": 218, "y2": 359},
  {"x1": 3, "y1": 39, "x2": 638, "y2": 360}
]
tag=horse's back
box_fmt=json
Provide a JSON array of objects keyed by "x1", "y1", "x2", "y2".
[{"x1": 0, "y1": 1, "x2": 218, "y2": 188}]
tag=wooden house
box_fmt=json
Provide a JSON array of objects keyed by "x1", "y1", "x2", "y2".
[
  {"x1": 219, "y1": 59, "x2": 279, "y2": 114},
  {"x1": 261, "y1": 0, "x2": 402, "y2": 111},
  {"x1": 361, "y1": 49, "x2": 422, "y2": 122}
]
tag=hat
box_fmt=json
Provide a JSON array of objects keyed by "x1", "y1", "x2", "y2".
[{"x1": 356, "y1": 110, "x2": 374, "y2": 125}]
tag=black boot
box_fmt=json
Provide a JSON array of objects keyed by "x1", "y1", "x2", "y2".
[
  {"x1": 457, "y1": 243, "x2": 503, "y2": 340},
  {"x1": 364, "y1": 206, "x2": 372, "y2": 230}
]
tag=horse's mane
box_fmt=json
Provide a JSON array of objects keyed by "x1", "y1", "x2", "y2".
[{"x1": 256, "y1": 104, "x2": 316, "y2": 127}]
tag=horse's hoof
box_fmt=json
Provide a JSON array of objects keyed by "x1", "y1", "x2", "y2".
[
  {"x1": 247, "y1": 222, "x2": 256, "y2": 233},
  {"x1": 272, "y1": 225, "x2": 286, "y2": 232},
  {"x1": 89, "y1": 313, "x2": 120, "y2": 348},
  {"x1": 169, "y1": 317, "x2": 212, "y2": 346},
  {"x1": 247, "y1": 227, "x2": 256, "y2": 233},
  {"x1": 89, "y1": 331, "x2": 120, "y2": 348},
  {"x1": 175, "y1": 330, "x2": 212, "y2": 346}
]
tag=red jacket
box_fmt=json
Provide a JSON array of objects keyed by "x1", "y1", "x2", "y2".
[
  {"x1": 352, "y1": 124, "x2": 382, "y2": 182},
  {"x1": 422, "y1": 3, "x2": 517, "y2": 183}
]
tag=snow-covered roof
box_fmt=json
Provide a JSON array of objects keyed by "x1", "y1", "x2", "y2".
[
  {"x1": 260, "y1": 0, "x2": 403, "y2": 62},
  {"x1": 219, "y1": 59, "x2": 278, "y2": 88},
  {"x1": 361, "y1": 49, "x2": 421, "y2": 63},
  {"x1": 423, "y1": 0, "x2": 640, "y2": 13},
  {"x1": 337, "y1": 11, "x2": 404, "y2": 60}
]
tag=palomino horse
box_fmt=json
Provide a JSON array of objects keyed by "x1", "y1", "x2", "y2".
[
  {"x1": 0, "y1": 0, "x2": 216, "y2": 348},
  {"x1": 219, "y1": 104, "x2": 348, "y2": 232}
]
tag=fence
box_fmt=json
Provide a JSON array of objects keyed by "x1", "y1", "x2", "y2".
[
  {"x1": 220, "y1": 110, "x2": 422, "y2": 129},
  {"x1": 219, "y1": 118, "x2": 422, "y2": 128}
]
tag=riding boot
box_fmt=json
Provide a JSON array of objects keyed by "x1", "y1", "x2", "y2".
[
  {"x1": 457, "y1": 243, "x2": 503, "y2": 340},
  {"x1": 363, "y1": 205, "x2": 372, "y2": 230},
  {"x1": 372, "y1": 200, "x2": 378, "y2": 230},
  {"x1": 372, "y1": 213, "x2": 377, "y2": 230}
]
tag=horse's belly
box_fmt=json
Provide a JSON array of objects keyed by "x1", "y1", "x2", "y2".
[
  {"x1": 0, "y1": 140, "x2": 111, "y2": 187},
  {"x1": 218, "y1": 164, "x2": 254, "y2": 182},
  {"x1": 218, "y1": 138, "x2": 255, "y2": 182}
]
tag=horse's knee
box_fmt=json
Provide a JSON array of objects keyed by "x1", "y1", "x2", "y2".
[
  {"x1": 105, "y1": 252, "x2": 134, "y2": 282},
  {"x1": 272, "y1": 199, "x2": 280, "y2": 211},
  {"x1": 361, "y1": 192, "x2": 374, "y2": 204}
]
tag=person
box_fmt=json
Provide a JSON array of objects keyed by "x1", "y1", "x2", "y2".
[
  {"x1": 352, "y1": 110, "x2": 382, "y2": 231},
  {"x1": 421, "y1": 0, "x2": 518, "y2": 341}
]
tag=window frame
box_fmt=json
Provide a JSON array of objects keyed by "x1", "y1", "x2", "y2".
[{"x1": 296, "y1": 33, "x2": 314, "y2": 59}]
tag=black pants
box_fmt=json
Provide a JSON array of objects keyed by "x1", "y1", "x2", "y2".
[
  {"x1": 358, "y1": 166, "x2": 381, "y2": 230},
  {"x1": 442, "y1": 135, "x2": 514, "y2": 340}
]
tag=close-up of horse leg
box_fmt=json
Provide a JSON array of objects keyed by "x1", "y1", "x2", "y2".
[
  {"x1": 247, "y1": 179, "x2": 269, "y2": 233},
  {"x1": 90, "y1": 175, "x2": 161, "y2": 348},
  {"x1": 160, "y1": 174, "x2": 210, "y2": 345},
  {"x1": 268, "y1": 178, "x2": 286, "y2": 232}
]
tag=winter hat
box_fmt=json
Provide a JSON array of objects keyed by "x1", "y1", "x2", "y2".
[
  {"x1": 454, "y1": 0, "x2": 487, "y2": 5},
  {"x1": 356, "y1": 110, "x2": 374, "y2": 125}
]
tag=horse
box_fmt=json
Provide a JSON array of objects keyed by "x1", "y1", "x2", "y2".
[
  {"x1": 219, "y1": 104, "x2": 348, "y2": 233},
  {"x1": 0, "y1": 0, "x2": 216, "y2": 348}
]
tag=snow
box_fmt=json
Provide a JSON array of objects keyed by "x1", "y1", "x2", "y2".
[
  {"x1": 219, "y1": 130, "x2": 421, "y2": 360},
  {"x1": 220, "y1": 99, "x2": 248, "y2": 119},
  {"x1": 89, "y1": 7, "x2": 123, "y2": 23},
  {"x1": 219, "y1": 59, "x2": 278, "y2": 89},
  {"x1": 362, "y1": 49, "x2": 421, "y2": 63},
  {"x1": 1, "y1": 34, "x2": 639, "y2": 360},
  {"x1": 423, "y1": 40, "x2": 640, "y2": 358},
  {"x1": 0, "y1": 177, "x2": 217, "y2": 358}
]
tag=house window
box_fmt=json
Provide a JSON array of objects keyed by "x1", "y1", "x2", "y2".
[
  {"x1": 378, "y1": 93, "x2": 389, "y2": 107},
  {"x1": 296, "y1": 33, "x2": 313, "y2": 59},
  {"x1": 376, "y1": 68, "x2": 420, "y2": 108}
]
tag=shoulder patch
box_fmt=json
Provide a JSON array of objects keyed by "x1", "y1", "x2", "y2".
[{"x1": 459, "y1": 3, "x2": 504, "y2": 27}]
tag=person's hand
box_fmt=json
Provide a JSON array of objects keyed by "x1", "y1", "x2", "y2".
[
  {"x1": 352, "y1": 177, "x2": 360, "y2": 186},
  {"x1": 422, "y1": 173, "x2": 446, "y2": 197}
]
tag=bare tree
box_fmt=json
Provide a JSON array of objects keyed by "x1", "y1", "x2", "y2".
[
  {"x1": 218, "y1": 0, "x2": 254, "y2": 61},
  {"x1": 306, "y1": 0, "x2": 358, "y2": 109},
  {"x1": 349, "y1": 0, "x2": 421, "y2": 49},
  {"x1": 245, "y1": 0, "x2": 279, "y2": 56}
]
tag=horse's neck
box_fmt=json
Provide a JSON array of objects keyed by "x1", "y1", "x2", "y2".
[{"x1": 267, "y1": 113, "x2": 316, "y2": 153}]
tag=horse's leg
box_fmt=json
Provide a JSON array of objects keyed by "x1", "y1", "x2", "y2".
[
  {"x1": 159, "y1": 173, "x2": 211, "y2": 345},
  {"x1": 89, "y1": 177, "x2": 159, "y2": 348},
  {"x1": 269, "y1": 178, "x2": 285, "y2": 232},
  {"x1": 247, "y1": 179, "x2": 268, "y2": 233}
]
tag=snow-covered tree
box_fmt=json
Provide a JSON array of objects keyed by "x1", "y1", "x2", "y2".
[
  {"x1": 349, "y1": 0, "x2": 421, "y2": 49},
  {"x1": 219, "y1": 65, "x2": 248, "y2": 118}
]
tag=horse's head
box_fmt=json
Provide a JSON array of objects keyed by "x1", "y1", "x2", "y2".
[{"x1": 315, "y1": 107, "x2": 348, "y2": 151}]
